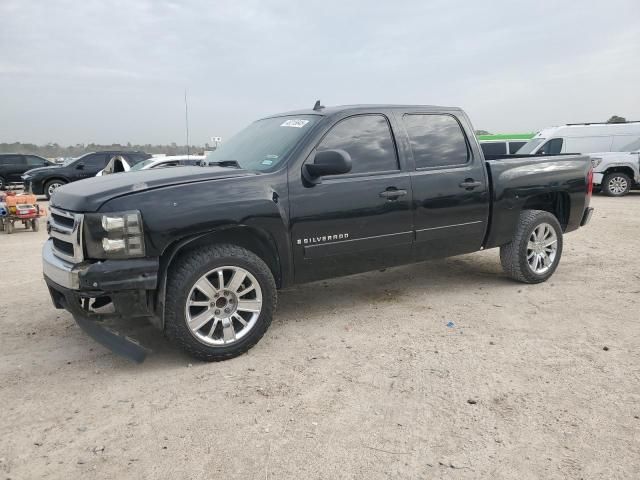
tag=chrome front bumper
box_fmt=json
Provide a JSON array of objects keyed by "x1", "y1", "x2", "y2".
[
  {"x1": 42, "y1": 239, "x2": 88, "y2": 290},
  {"x1": 592, "y1": 172, "x2": 604, "y2": 185}
]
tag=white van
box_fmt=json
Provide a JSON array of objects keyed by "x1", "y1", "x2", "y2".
[
  {"x1": 517, "y1": 122, "x2": 640, "y2": 156},
  {"x1": 517, "y1": 122, "x2": 640, "y2": 196}
]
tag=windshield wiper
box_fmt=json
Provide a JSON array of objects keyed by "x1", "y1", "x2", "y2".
[{"x1": 204, "y1": 160, "x2": 242, "y2": 169}]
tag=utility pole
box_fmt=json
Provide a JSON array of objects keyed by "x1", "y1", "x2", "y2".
[{"x1": 184, "y1": 89, "x2": 190, "y2": 159}]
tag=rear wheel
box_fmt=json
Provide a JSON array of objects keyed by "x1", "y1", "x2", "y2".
[
  {"x1": 602, "y1": 172, "x2": 631, "y2": 197},
  {"x1": 500, "y1": 210, "x2": 563, "y2": 284},
  {"x1": 164, "y1": 244, "x2": 277, "y2": 361},
  {"x1": 45, "y1": 180, "x2": 66, "y2": 199},
  {"x1": 31, "y1": 219, "x2": 39, "y2": 232}
]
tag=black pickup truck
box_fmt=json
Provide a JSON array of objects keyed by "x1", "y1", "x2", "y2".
[{"x1": 43, "y1": 104, "x2": 594, "y2": 362}]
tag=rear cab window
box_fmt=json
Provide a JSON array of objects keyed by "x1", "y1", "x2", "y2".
[
  {"x1": 481, "y1": 142, "x2": 507, "y2": 156},
  {"x1": 402, "y1": 114, "x2": 470, "y2": 168}
]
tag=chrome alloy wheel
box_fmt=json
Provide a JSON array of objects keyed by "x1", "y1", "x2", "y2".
[
  {"x1": 185, "y1": 266, "x2": 263, "y2": 346},
  {"x1": 47, "y1": 182, "x2": 63, "y2": 197},
  {"x1": 607, "y1": 176, "x2": 628, "y2": 195},
  {"x1": 526, "y1": 222, "x2": 558, "y2": 275}
]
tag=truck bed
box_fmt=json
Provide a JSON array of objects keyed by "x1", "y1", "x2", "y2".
[{"x1": 483, "y1": 153, "x2": 592, "y2": 249}]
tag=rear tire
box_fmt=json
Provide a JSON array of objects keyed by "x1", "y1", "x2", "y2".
[
  {"x1": 164, "y1": 244, "x2": 277, "y2": 361},
  {"x1": 500, "y1": 210, "x2": 563, "y2": 284},
  {"x1": 31, "y1": 219, "x2": 39, "y2": 232},
  {"x1": 602, "y1": 172, "x2": 631, "y2": 197}
]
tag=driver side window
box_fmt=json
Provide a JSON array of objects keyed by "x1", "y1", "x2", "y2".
[{"x1": 317, "y1": 115, "x2": 398, "y2": 175}]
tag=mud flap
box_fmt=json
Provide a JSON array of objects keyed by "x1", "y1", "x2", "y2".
[{"x1": 73, "y1": 314, "x2": 150, "y2": 363}]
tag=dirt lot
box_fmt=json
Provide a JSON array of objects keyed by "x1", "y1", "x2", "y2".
[{"x1": 0, "y1": 194, "x2": 639, "y2": 479}]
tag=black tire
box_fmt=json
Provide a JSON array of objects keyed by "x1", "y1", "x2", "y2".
[
  {"x1": 31, "y1": 219, "x2": 39, "y2": 232},
  {"x1": 44, "y1": 179, "x2": 66, "y2": 200},
  {"x1": 601, "y1": 172, "x2": 631, "y2": 197},
  {"x1": 164, "y1": 244, "x2": 277, "y2": 361},
  {"x1": 0, "y1": 176, "x2": 6, "y2": 190},
  {"x1": 500, "y1": 210, "x2": 563, "y2": 284}
]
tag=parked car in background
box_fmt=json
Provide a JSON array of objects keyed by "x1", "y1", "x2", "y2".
[
  {"x1": 590, "y1": 138, "x2": 640, "y2": 196},
  {"x1": 97, "y1": 154, "x2": 206, "y2": 176},
  {"x1": 0, "y1": 154, "x2": 53, "y2": 190},
  {"x1": 477, "y1": 133, "x2": 534, "y2": 156},
  {"x1": 42, "y1": 104, "x2": 594, "y2": 362},
  {"x1": 22, "y1": 151, "x2": 150, "y2": 198}
]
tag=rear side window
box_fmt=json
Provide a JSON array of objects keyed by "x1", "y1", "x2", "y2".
[
  {"x1": 508, "y1": 141, "x2": 527, "y2": 154},
  {"x1": 317, "y1": 115, "x2": 398, "y2": 174},
  {"x1": 1, "y1": 155, "x2": 24, "y2": 165},
  {"x1": 25, "y1": 155, "x2": 47, "y2": 166},
  {"x1": 403, "y1": 114, "x2": 469, "y2": 168},
  {"x1": 539, "y1": 138, "x2": 563, "y2": 155},
  {"x1": 481, "y1": 142, "x2": 507, "y2": 155}
]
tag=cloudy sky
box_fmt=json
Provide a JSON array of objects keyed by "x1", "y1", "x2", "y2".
[{"x1": 1, "y1": 0, "x2": 639, "y2": 145}]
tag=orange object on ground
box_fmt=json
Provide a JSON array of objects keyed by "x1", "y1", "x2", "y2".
[{"x1": 5, "y1": 194, "x2": 38, "y2": 207}]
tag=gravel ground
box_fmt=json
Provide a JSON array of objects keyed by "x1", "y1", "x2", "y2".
[{"x1": 0, "y1": 194, "x2": 639, "y2": 479}]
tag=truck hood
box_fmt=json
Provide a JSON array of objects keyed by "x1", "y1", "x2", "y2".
[
  {"x1": 25, "y1": 165, "x2": 62, "y2": 176},
  {"x1": 50, "y1": 166, "x2": 257, "y2": 212}
]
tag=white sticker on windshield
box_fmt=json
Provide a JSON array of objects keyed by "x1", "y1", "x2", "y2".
[{"x1": 280, "y1": 119, "x2": 309, "y2": 128}]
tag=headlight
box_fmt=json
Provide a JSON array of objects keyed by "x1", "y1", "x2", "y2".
[
  {"x1": 591, "y1": 157, "x2": 602, "y2": 168},
  {"x1": 83, "y1": 210, "x2": 145, "y2": 259}
]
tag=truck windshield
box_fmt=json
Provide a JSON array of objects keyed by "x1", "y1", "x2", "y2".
[
  {"x1": 517, "y1": 138, "x2": 545, "y2": 154},
  {"x1": 204, "y1": 115, "x2": 320, "y2": 171}
]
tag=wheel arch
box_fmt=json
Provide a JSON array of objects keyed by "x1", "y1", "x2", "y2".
[
  {"x1": 603, "y1": 166, "x2": 635, "y2": 179},
  {"x1": 521, "y1": 192, "x2": 571, "y2": 231},
  {"x1": 153, "y1": 225, "x2": 283, "y2": 329},
  {"x1": 44, "y1": 177, "x2": 69, "y2": 186}
]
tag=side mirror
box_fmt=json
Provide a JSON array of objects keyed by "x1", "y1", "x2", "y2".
[
  {"x1": 76, "y1": 162, "x2": 85, "y2": 170},
  {"x1": 303, "y1": 149, "x2": 352, "y2": 185}
]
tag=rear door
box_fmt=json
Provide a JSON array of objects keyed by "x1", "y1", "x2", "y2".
[
  {"x1": 399, "y1": 112, "x2": 490, "y2": 260},
  {"x1": 289, "y1": 113, "x2": 413, "y2": 282},
  {"x1": 3, "y1": 155, "x2": 26, "y2": 181}
]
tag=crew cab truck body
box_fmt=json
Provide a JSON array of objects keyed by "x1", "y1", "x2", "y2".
[{"x1": 42, "y1": 105, "x2": 594, "y2": 362}]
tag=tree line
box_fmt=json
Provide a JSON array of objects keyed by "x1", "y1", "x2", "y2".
[{"x1": 0, "y1": 142, "x2": 212, "y2": 159}]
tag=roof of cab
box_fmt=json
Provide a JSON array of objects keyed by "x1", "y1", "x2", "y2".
[{"x1": 262, "y1": 104, "x2": 463, "y2": 119}]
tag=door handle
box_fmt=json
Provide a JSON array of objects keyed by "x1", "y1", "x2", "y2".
[
  {"x1": 379, "y1": 188, "x2": 408, "y2": 199},
  {"x1": 459, "y1": 179, "x2": 482, "y2": 190}
]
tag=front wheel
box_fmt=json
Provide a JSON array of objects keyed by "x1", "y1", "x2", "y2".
[
  {"x1": 164, "y1": 244, "x2": 277, "y2": 361},
  {"x1": 602, "y1": 172, "x2": 631, "y2": 197},
  {"x1": 500, "y1": 210, "x2": 563, "y2": 284}
]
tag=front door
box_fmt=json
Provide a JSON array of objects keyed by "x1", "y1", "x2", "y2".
[
  {"x1": 290, "y1": 114, "x2": 413, "y2": 283},
  {"x1": 400, "y1": 112, "x2": 490, "y2": 259}
]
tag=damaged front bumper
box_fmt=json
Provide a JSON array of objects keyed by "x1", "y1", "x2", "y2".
[{"x1": 43, "y1": 240, "x2": 160, "y2": 363}]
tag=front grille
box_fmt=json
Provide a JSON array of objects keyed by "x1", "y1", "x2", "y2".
[
  {"x1": 48, "y1": 207, "x2": 84, "y2": 263},
  {"x1": 51, "y1": 211, "x2": 75, "y2": 229},
  {"x1": 52, "y1": 237, "x2": 75, "y2": 256}
]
